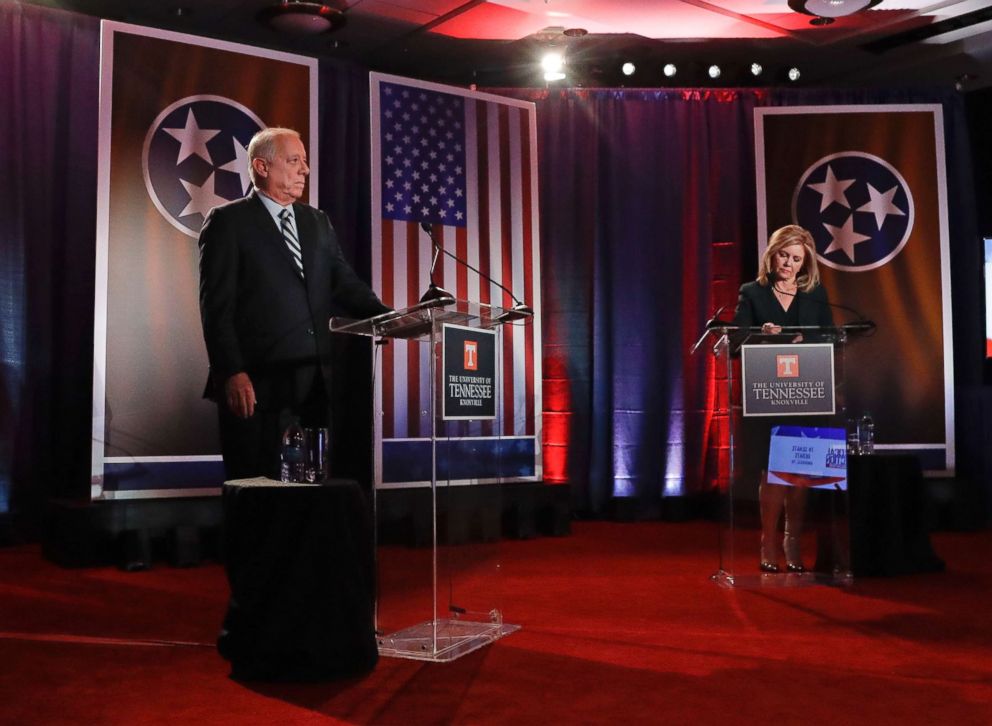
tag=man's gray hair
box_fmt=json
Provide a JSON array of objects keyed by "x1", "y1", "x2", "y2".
[{"x1": 247, "y1": 127, "x2": 301, "y2": 187}]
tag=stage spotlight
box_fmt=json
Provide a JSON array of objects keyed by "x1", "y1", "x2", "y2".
[
  {"x1": 788, "y1": 67, "x2": 801, "y2": 82},
  {"x1": 663, "y1": 63, "x2": 677, "y2": 78},
  {"x1": 541, "y1": 52, "x2": 566, "y2": 82},
  {"x1": 750, "y1": 63, "x2": 763, "y2": 77},
  {"x1": 708, "y1": 65, "x2": 721, "y2": 80},
  {"x1": 622, "y1": 62, "x2": 636, "y2": 76}
]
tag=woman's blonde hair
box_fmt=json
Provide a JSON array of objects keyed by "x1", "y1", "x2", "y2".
[{"x1": 757, "y1": 225, "x2": 820, "y2": 292}]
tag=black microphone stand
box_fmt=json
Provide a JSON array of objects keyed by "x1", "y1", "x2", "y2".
[
  {"x1": 418, "y1": 222, "x2": 455, "y2": 305},
  {"x1": 418, "y1": 222, "x2": 533, "y2": 321}
]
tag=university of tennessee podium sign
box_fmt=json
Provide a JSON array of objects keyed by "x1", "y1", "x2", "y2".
[
  {"x1": 741, "y1": 343, "x2": 836, "y2": 417},
  {"x1": 443, "y1": 324, "x2": 496, "y2": 420}
]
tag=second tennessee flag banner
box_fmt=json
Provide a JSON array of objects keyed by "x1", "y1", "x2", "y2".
[
  {"x1": 756, "y1": 105, "x2": 954, "y2": 471},
  {"x1": 370, "y1": 73, "x2": 543, "y2": 489}
]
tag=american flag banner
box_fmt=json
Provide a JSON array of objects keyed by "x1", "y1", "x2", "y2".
[
  {"x1": 756, "y1": 105, "x2": 954, "y2": 471},
  {"x1": 370, "y1": 73, "x2": 542, "y2": 488}
]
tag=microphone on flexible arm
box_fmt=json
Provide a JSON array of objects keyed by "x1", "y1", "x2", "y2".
[
  {"x1": 770, "y1": 286, "x2": 876, "y2": 336},
  {"x1": 419, "y1": 222, "x2": 534, "y2": 322},
  {"x1": 689, "y1": 305, "x2": 732, "y2": 355},
  {"x1": 705, "y1": 305, "x2": 730, "y2": 329},
  {"x1": 418, "y1": 222, "x2": 455, "y2": 304}
]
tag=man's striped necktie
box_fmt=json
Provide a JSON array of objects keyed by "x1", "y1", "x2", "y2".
[{"x1": 278, "y1": 208, "x2": 304, "y2": 278}]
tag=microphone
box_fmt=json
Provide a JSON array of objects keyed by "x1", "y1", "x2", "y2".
[
  {"x1": 419, "y1": 222, "x2": 533, "y2": 322},
  {"x1": 704, "y1": 305, "x2": 730, "y2": 329},
  {"x1": 770, "y1": 285, "x2": 876, "y2": 335},
  {"x1": 689, "y1": 304, "x2": 731, "y2": 355},
  {"x1": 418, "y1": 222, "x2": 455, "y2": 305}
]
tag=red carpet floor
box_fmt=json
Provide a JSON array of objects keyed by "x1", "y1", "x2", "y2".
[{"x1": 1, "y1": 521, "x2": 991, "y2": 725}]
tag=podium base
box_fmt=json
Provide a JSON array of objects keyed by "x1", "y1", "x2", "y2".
[
  {"x1": 377, "y1": 618, "x2": 520, "y2": 662},
  {"x1": 711, "y1": 568, "x2": 853, "y2": 589}
]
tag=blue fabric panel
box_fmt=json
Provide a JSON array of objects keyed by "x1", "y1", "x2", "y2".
[{"x1": 383, "y1": 438, "x2": 536, "y2": 483}]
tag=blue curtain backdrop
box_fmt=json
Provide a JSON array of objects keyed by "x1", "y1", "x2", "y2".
[
  {"x1": 0, "y1": 1, "x2": 983, "y2": 531},
  {"x1": 0, "y1": 3, "x2": 100, "y2": 532}
]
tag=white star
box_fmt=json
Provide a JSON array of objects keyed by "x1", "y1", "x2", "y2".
[
  {"x1": 163, "y1": 110, "x2": 220, "y2": 164},
  {"x1": 823, "y1": 216, "x2": 872, "y2": 262},
  {"x1": 177, "y1": 173, "x2": 227, "y2": 219},
  {"x1": 856, "y1": 183, "x2": 905, "y2": 229},
  {"x1": 218, "y1": 137, "x2": 252, "y2": 196},
  {"x1": 807, "y1": 164, "x2": 855, "y2": 212}
]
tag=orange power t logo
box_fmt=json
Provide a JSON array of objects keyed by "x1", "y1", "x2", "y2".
[
  {"x1": 776, "y1": 354, "x2": 799, "y2": 378},
  {"x1": 464, "y1": 341, "x2": 478, "y2": 370}
]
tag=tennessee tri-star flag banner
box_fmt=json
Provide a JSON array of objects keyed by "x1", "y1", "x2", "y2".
[
  {"x1": 756, "y1": 105, "x2": 954, "y2": 471},
  {"x1": 91, "y1": 22, "x2": 316, "y2": 499},
  {"x1": 370, "y1": 73, "x2": 542, "y2": 488}
]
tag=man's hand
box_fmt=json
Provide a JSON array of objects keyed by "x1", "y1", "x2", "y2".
[{"x1": 225, "y1": 372, "x2": 256, "y2": 419}]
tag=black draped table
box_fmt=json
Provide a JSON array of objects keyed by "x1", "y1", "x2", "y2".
[
  {"x1": 218, "y1": 478, "x2": 378, "y2": 681},
  {"x1": 846, "y1": 454, "x2": 945, "y2": 577}
]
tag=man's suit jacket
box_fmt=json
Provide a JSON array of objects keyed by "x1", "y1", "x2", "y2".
[
  {"x1": 198, "y1": 192, "x2": 389, "y2": 403},
  {"x1": 732, "y1": 280, "x2": 834, "y2": 329}
]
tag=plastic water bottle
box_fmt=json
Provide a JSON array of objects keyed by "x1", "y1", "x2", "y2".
[
  {"x1": 858, "y1": 412, "x2": 875, "y2": 455},
  {"x1": 846, "y1": 418, "x2": 861, "y2": 456},
  {"x1": 280, "y1": 420, "x2": 307, "y2": 482}
]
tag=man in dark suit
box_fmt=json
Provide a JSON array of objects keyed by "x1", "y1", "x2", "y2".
[{"x1": 199, "y1": 127, "x2": 390, "y2": 480}]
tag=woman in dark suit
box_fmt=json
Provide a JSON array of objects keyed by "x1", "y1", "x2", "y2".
[{"x1": 733, "y1": 225, "x2": 833, "y2": 573}]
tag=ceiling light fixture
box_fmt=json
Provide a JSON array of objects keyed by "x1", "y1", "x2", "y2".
[
  {"x1": 258, "y1": 1, "x2": 346, "y2": 35},
  {"x1": 788, "y1": 0, "x2": 881, "y2": 19}
]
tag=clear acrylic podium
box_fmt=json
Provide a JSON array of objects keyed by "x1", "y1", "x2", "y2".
[
  {"x1": 703, "y1": 324, "x2": 856, "y2": 588},
  {"x1": 331, "y1": 298, "x2": 526, "y2": 661}
]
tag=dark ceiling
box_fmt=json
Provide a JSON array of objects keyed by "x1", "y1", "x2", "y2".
[{"x1": 22, "y1": 0, "x2": 992, "y2": 89}]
